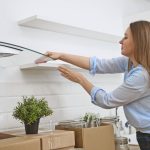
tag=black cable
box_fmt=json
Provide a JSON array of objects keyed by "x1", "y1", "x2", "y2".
[
  {"x1": 0, "y1": 44, "x2": 23, "y2": 52},
  {"x1": 0, "y1": 41, "x2": 47, "y2": 56}
]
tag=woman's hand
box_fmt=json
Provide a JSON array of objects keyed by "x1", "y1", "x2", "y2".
[
  {"x1": 58, "y1": 65, "x2": 94, "y2": 94},
  {"x1": 35, "y1": 51, "x2": 62, "y2": 64},
  {"x1": 46, "y1": 51, "x2": 62, "y2": 60},
  {"x1": 58, "y1": 65, "x2": 83, "y2": 83}
]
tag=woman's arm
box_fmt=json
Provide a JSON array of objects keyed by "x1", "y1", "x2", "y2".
[
  {"x1": 35, "y1": 52, "x2": 128, "y2": 73},
  {"x1": 38, "y1": 52, "x2": 90, "y2": 70},
  {"x1": 59, "y1": 53, "x2": 90, "y2": 70}
]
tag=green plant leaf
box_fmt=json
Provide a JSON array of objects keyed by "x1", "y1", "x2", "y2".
[{"x1": 12, "y1": 96, "x2": 53, "y2": 125}]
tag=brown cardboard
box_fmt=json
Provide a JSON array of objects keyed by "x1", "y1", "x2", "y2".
[
  {"x1": 56, "y1": 123, "x2": 115, "y2": 150},
  {"x1": 129, "y1": 144, "x2": 140, "y2": 150},
  {"x1": 55, "y1": 126, "x2": 83, "y2": 147},
  {"x1": 0, "y1": 136, "x2": 41, "y2": 150},
  {"x1": 0, "y1": 133, "x2": 16, "y2": 139},
  {"x1": 40, "y1": 130, "x2": 75, "y2": 150},
  {"x1": 56, "y1": 147, "x2": 74, "y2": 150},
  {"x1": 3, "y1": 130, "x2": 75, "y2": 150},
  {"x1": 82, "y1": 124, "x2": 115, "y2": 150}
]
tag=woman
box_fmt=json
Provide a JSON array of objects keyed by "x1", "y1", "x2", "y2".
[{"x1": 36, "y1": 21, "x2": 150, "y2": 150}]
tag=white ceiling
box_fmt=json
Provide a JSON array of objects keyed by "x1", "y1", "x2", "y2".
[{"x1": 122, "y1": 0, "x2": 150, "y2": 16}]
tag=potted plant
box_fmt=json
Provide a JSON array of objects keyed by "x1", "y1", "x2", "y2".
[
  {"x1": 82, "y1": 112, "x2": 101, "y2": 127},
  {"x1": 12, "y1": 96, "x2": 53, "y2": 134}
]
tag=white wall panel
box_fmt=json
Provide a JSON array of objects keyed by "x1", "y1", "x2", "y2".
[{"x1": 0, "y1": 0, "x2": 123, "y2": 130}]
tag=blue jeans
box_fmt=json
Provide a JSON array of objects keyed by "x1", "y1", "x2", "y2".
[{"x1": 136, "y1": 131, "x2": 150, "y2": 150}]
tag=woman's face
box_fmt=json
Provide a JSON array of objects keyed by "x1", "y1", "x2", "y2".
[{"x1": 119, "y1": 27, "x2": 135, "y2": 58}]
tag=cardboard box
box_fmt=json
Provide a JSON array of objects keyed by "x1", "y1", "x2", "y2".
[
  {"x1": 3, "y1": 130, "x2": 75, "y2": 150},
  {"x1": 0, "y1": 133, "x2": 16, "y2": 139},
  {"x1": 0, "y1": 136, "x2": 41, "y2": 150},
  {"x1": 129, "y1": 144, "x2": 140, "y2": 150},
  {"x1": 56, "y1": 147, "x2": 74, "y2": 150},
  {"x1": 56, "y1": 123, "x2": 115, "y2": 150},
  {"x1": 40, "y1": 130, "x2": 75, "y2": 150}
]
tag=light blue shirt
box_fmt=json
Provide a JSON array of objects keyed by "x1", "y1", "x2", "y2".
[{"x1": 90, "y1": 56, "x2": 150, "y2": 133}]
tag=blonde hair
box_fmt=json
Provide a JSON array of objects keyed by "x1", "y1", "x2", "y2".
[{"x1": 128, "y1": 20, "x2": 150, "y2": 74}]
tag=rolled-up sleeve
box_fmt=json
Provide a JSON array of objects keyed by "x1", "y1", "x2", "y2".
[
  {"x1": 89, "y1": 56, "x2": 128, "y2": 75},
  {"x1": 89, "y1": 56, "x2": 97, "y2": 75}
]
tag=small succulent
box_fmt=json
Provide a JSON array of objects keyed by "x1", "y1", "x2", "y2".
[{"x1": 82, "y1": 112, "x2": 101, "y2": 127}]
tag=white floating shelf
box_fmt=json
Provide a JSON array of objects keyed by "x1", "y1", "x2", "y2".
[
  {"x1": 20, "y1": 63, "x2": 67, "y2": 70},
  {"x1": 20, "y1": 62, "x2": 81, "y2": 70},
  {"x1": 18, "y1": 15, "x2": 121, "y2": 43}
]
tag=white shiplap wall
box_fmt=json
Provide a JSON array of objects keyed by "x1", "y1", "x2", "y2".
[
  {"x1": 0, "y1": 0, "x2": 123, "y2": 130},
  {"x1": 0, "y1": 65, "x2": 122, "y2": 130}
]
